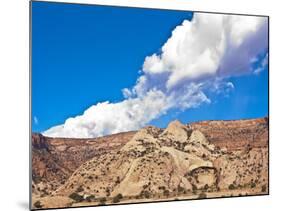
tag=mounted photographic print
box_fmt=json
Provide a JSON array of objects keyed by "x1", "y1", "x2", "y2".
[{"x1": 30, "y1": 1, "x2": 269, "y2": 210}]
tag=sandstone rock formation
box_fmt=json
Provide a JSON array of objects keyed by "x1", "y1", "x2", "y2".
[{"x1": 31, "y1": 117, "x2": 268, "y2": 209}]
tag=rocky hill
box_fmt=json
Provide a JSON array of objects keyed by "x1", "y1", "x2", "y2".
[
  {"x1": 31, "y1": 117, "x2": 268, "y2": 209},
  {"x1": 32, "y1": 132, "x2": 135, "y2": 196}
]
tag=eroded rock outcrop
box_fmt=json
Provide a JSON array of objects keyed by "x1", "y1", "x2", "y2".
[{"x1": 32, "y1": 117, "x2": 268, "y2": 209}]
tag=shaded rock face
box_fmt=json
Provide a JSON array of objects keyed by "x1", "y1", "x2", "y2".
[
  {"x1": 187, "y1": 167, "x2": 218, "y2": 190},
  {"x1": 32, "y1": 133, "x2": 49, "y2": 150},
  {"x1": 31, "y1": 117, "x2": 268, "y2": 209}
]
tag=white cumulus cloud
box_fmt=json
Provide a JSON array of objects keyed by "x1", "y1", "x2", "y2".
[
  {"x1": 143, "y1": 13, "x2": 268, "y2": 89},
  {"x1": 44, "y1": 85, "x2": 210, "y2": 138},
  {"x1": 44, "y1": 13, "x2": 268, "y2": 138},
  {"x1": 44, "y1": 90, "x2": 171, "y2": 138}
]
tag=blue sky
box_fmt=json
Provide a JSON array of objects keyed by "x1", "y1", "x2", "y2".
[{"x1": 32, "y1": 2, "x2": 268, "y2": 133}]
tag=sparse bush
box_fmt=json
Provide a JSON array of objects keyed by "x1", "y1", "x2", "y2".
[
  {"x1": 177, "y1": 185, "x2": 185, "y2": 193},
  {"x1": 163, "y1": 189, "x2": 170, "y2": 197},
  {"x1": 106, "y1": 187, "x2": 110, "y2": 197},
  {"x1": 164, "y1": 152, "x2": 169, "y2": 156},
  {"x1": 112, "y1": 193, "x2": 123, "y2": 203},
  {"x1": 158, "y1": 186, "x2": 166, "y2": 190},
  {"x1": 261, "y1": 184, "x2": 267, "y2": 192},
  {"x1": 69, "y1": 192, "x2": 84, "y2": 202},
  {"x1": 99, "y1": 197, "x2": 106, "y2": 205},
  {"x1": 203, "y1": 184, "x2": 209, "y2": 191},
  {"x1": 140, "y1": 190, "x2": 151, "y2": 199},
  {"x1": 33, "y1": 175, "x2": 42, "y2": 184},
  {"x1": 198, "y1": 192, "x2": 207, "y2": 199},
  {"x1": 115, "y1": 176, "x2": 121, "y2": 184},
  {"x1": 85, "y1": 195, "x2": 95, "y2": 202},
  {"x1": 34, "y1": 200, "x2": 42, "y2": 208},
  {"x1": 143, "y1": 184, "x2": 149, "y2": 189},
  {"x1": 228, "y1": 184, "x2": 235, "y2": 190},
  {"x1": 250, "y1": 182, "x2": 256, "y2": 188},
  {"x1": 192, "y1": 184, "x2": 197, "y2": 191},
  {"x1": 76, "y1": 186, "x2": 84, "y2": 192}
]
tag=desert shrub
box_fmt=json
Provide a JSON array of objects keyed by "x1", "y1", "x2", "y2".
[
  {"x1": 192, "y1": 184, "x2": 197, "y2": 191},
  {"x1": 187, "y1": 177, "x2": 192, "y2": 182},
  {"x1": 33, "y1": 175, "x2": 42, "y2": 184},
  {"x1": 69, "y1": 192, "x2": 84, "y2": 202},
  {"x1": 261, "y1": 184, "x2": 267, "y2": 192},
  {"x1": 163, "y1": 190, "x2": 170, "y2": 197},
  {"x1": 115, "y1": 176, "x2": 121, "y2": 184},
  {"x1": 215, "y1": 146, "x2": 220, "y2": 151},
  {"x1": 112, "y1": 193, "x2": 123, "y2": 203},
  {"x1": 34, "y1": 200, "x2": 42, "y2": 208},
  {"x1": 158, "y1": 186, "x2": 166, "y2": 190},
  {"x1": 203, "y1": 184, "x2": 209, "y2": 191},
  {"x1": 177, "y1": 185, "x2": 185, "y2": 193},
  {"x1": 143, "y1": 184, "x2": 149, "y2": 189},
  {"x1": 99, "y1": 197, "x2": 106, "y2": 205},
  {"x1": 85, "y1": 195, "x2": 95, "y2": 202},
  {"x1": 140, "y1": 190, "x2": 151, "y2": 199},
  {"x1": 88, "y1": 175, "x2": 93, "y2": 180},
  {"x1": 198, "y1": 192, "x2": 207, "y2": 199},
  {"x1": 228, "y1": 184, "x2": 235, "y2": 190},
  {"x1": 164, "y1": 152, "x2": 169, "y2": 156},
  {"x1": 250, "y1": 182, "x2": 256, "y2": 188},
  {"x1": 106, "y1": 188, "x2": 111, "y2": 197},
  {"x1": 76, "y1": 186, "x2": 84, "y2": 193}
]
